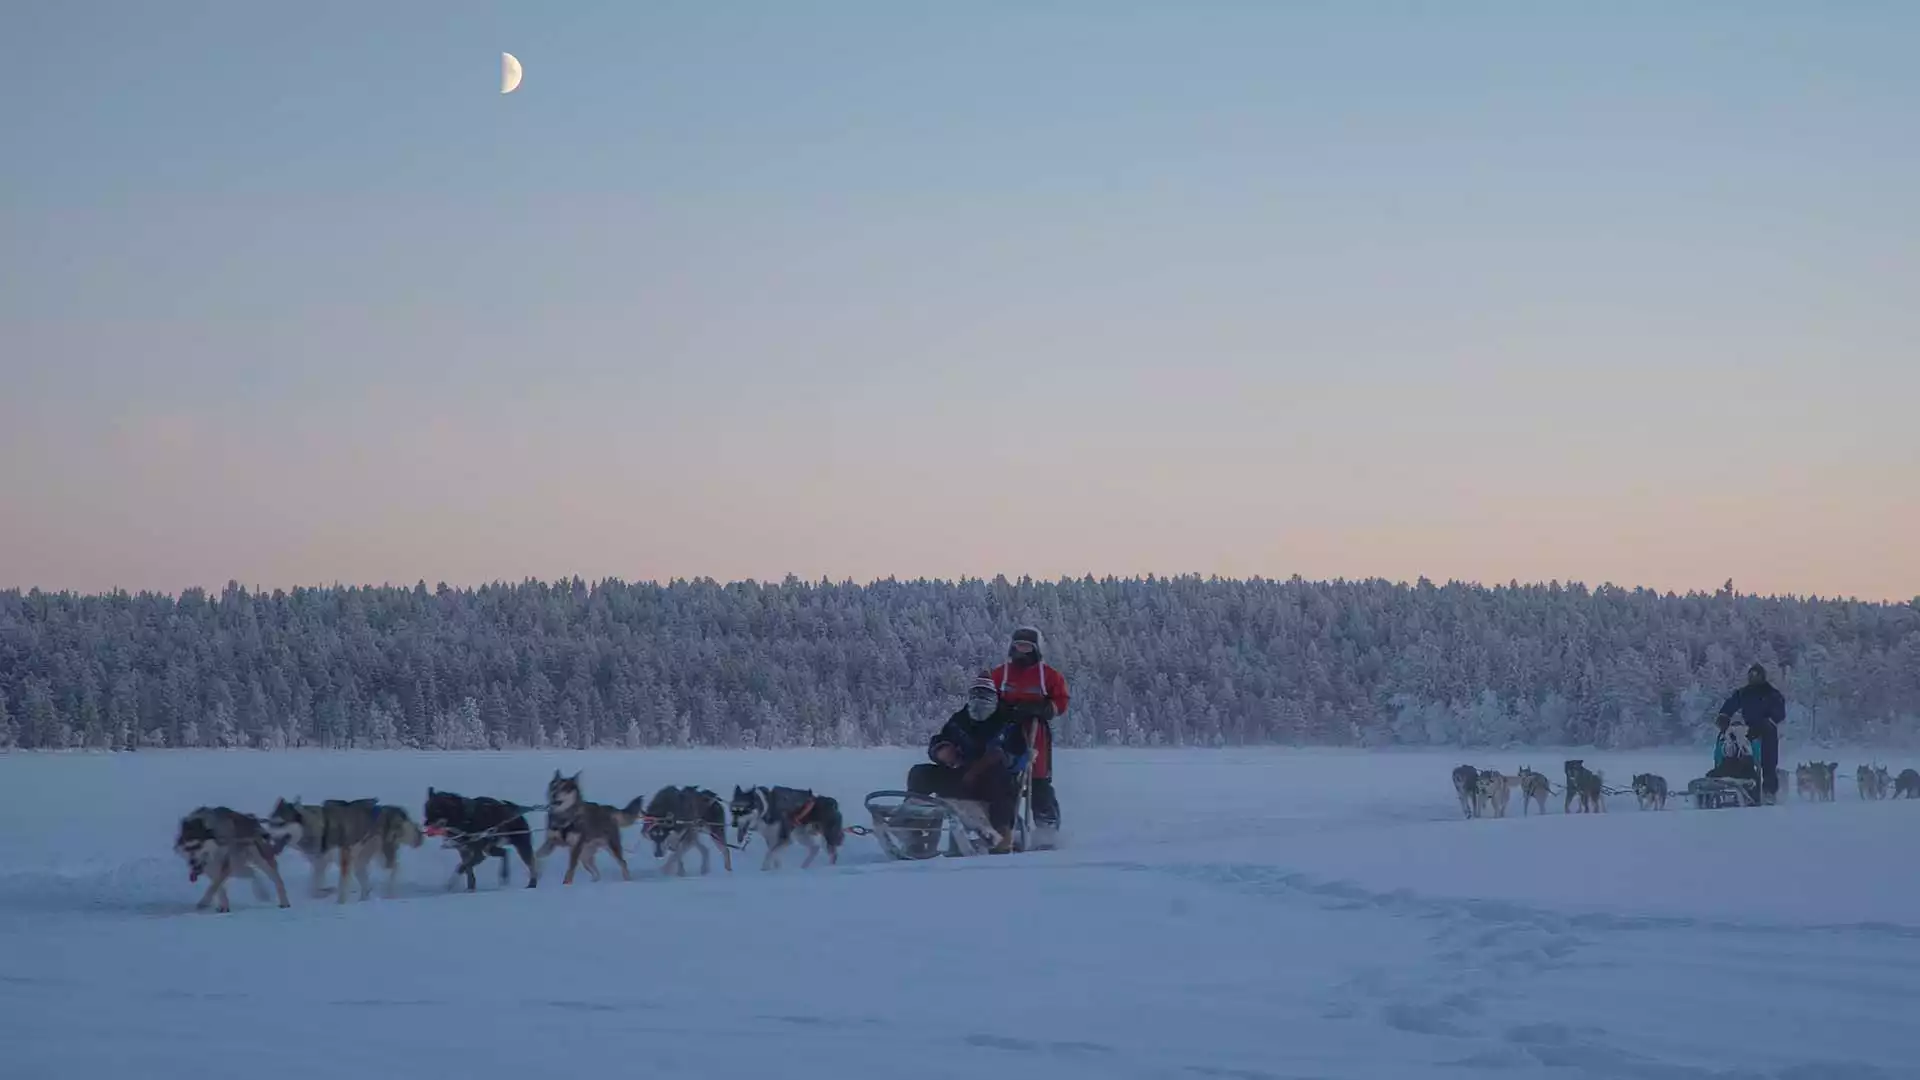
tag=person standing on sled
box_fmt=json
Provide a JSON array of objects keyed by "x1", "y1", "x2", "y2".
[
  {"x1": 985, "y1": 625, "x2": 1068, "y2": 830},
  {"x1": 1716, "y1": 663, "x2": 1786, "y2": 805},
  {"x1": 907, "y1": 678, "x2": 1028, "y2": 854}
]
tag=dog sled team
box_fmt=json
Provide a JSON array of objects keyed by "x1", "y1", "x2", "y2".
[
  {"x1": 175, "y1": 626, "x2": 1074, "y2": 911},
  {"x1": 1447, "y1": 665, "x2": 1920, "y2": 819},
  {"x1": 175, "y1": 776, "x2": 853, "y2": 913}
]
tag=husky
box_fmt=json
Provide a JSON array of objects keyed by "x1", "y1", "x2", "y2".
[
  {"x1": 423, "y1": 787, "x2": 540, "y2": 891},
  {"x1": 1516, "y1": 766, "x2": 1552, "y2": 815},
  {"x1": 1816, "y1": 761, "x2": 1839, "y2": 801},
  {"x1": 1475, "y1": 770, "x2": 1513, "y2": 818},
  {"x1": 1631, "y1": 772, "x2": 1668, "y2": 811},
  {"x1": 1893, "y1": 768, "x2": 1920, "y2": 799},
  {"x1": 175, "y1": 806, "x2": 293, "y2": 913},
  {"x1": 641, "y1": 785, "x2": 732, "y2": 876},
  {"x1": 1857, "y1": 764, "x2": 1880, "y2": 800},
  {"x1": 537, "y1": 770, "x2": 645, "y2": 884},
  {"x1": 1451, "y1": 765, "x2": 1482, "y2": 819},
  {"x1": 1563, "y1": 759, "x2": 1605, "y2": 813},
  {"x1": 1873, "y1": 765, "x2": 1893, "y2": 799},
  {"x1": 730, "y1": 784, "x2": 846, "y2": 869},
  {"x1": 265, "y1": 797, "x2": 423, "y2": 903}
]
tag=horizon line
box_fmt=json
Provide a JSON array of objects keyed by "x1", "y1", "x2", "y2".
[{"x1": 6, "y1": 572, "x2": 1915, "y2": 608}]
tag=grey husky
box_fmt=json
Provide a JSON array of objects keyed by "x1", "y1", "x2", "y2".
[
  {"x1": 729, "y1": 784, "x2": 845, "y2": 869},
  {"x1": 1631, "y1": 772, "x2": 1668, "y2": 811},
  {"x1": 174, "y1": 806, "x2": 293, "y2": 913},
  {"x1": 537, "y1": 770, "x2": 646, "y2": 884},
  {"x1": 264, "y1": 796, "x2": 424, "y2": 903},
  {"x1": 1515, "y1": 766, "x2": 1552, "y2": 815},
  {"x1": 1856, "y1": 764, "x2": 1886, "y2": 800},
  {"x1": 641, "y1": 785, "x2": 733, "y2": 876}
]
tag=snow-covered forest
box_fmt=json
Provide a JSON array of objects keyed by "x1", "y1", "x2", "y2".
[{"x1": 1, "y1": 575, "x2": 1916, "y2": 752}]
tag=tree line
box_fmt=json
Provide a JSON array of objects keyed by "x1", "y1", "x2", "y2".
[{"x1": 1, "y1": 575, "x2": 1916, "y2": 752}]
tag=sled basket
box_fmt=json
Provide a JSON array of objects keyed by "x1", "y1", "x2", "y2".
[
  {"x1": 1686, "y1": 776, "x2": 1759, "y2": 810},
  {"x1": 863, "y1": 790, "x2": 1007, "y2": 860}
]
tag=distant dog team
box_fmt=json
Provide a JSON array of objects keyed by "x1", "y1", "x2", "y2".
[{"x1": 1450, "y1": 755, "x2": 1917, "y2": 817}]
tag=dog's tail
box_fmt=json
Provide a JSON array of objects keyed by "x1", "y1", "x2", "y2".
[
  {"x1": 815, "y1": 796, "x2": 845, "y2": 848},
  {"x1": 618, "y1": 795, "x2": 648, "y2": 826}
]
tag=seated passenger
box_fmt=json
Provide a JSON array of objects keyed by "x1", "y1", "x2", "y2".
[
  {"x1": 1705, "y1": 719, "x2": 1760, "y2": 787},
  {"x1": 906, "y1": 677, "x2": 1029, "y2": 853}
]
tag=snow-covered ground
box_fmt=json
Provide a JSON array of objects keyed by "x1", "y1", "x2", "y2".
[{"x1": 3, "y1": 745, "x2": 1918, "y2": 1080}]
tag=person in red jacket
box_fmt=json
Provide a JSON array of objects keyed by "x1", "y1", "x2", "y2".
[{"x1": 983, "y1": 625, "x2": 1068, "y2": 829}]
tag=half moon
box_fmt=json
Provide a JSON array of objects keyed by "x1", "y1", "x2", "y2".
[{"x1": 501, "y1": 52, "x2": 523, "y2": 94}]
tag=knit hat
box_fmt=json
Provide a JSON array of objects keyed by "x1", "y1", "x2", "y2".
[{"x1": 1009, "y1": 625, "x2": 1044, "y2": 662}]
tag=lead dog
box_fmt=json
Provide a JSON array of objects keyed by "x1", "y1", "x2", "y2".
[
  {"x1": 641, "y1": 785, "x2": 733, "y2": 876},
  {"x1": 175, "y1": 806, "x2": 293, "y2": 913},
  {"x1": 730, "y1": 784, "x2": 845, "y2": 869}
]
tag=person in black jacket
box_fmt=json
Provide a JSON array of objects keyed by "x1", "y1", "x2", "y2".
[
  {"x1": 906, "y1": 677, "x2": 1029, "y2": 853},
  {"x1": 1716, "y1": 663, "x2": 1787, "y2": 803}
]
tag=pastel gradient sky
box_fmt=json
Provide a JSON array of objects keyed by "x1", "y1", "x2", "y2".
[{"x1": 5, "y1": 2, "x2": 1917, "y2": 600}]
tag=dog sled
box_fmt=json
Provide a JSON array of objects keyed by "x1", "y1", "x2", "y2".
[
  {"x1": 864, "y1": 720, "x2": 1054, "y2": 860},
  {"x1": 1687, "y1": 722, "x2": 1766, "y2": 810}
]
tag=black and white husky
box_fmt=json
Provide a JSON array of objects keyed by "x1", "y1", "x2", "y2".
[{"x1": 729, "y1": 785, "x2": 845, "y2": 869}]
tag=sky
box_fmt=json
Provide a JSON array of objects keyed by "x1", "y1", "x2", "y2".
[{"x1": 3, "y1": 1, "x2": 1917, "y2": 601}]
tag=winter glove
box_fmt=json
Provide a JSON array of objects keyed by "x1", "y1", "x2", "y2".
[{"x1": 965, "y1": 746, "x2": 1007, "y2": 785}]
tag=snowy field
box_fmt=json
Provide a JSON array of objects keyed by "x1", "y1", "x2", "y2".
[{"x1": 3, "y1": 745, "x2": 1919, "y2": 1080}]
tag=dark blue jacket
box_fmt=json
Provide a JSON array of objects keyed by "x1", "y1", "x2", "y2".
[
  {"x1": 928, "y1": 707, "x2": 1030, "y2": 772},
  {"x1": 1719, "y1": 682, "x2": 1786, "y2": 731}
]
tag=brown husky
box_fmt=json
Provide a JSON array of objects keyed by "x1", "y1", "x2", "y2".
[
  {"x1": 538, "y1": 770, "x2": 646, "y2": 884},
  {"x1": 1516, "y1": 767, "x2": 1552, "y2": 815}
]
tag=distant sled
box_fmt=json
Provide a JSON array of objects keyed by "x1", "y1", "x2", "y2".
[{"x1": 1687, "y1": 719, "x2": 1766, "y2": 810}]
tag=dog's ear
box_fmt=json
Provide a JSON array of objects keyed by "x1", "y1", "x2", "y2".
[{"x1": 553, "y1": 768, "x2": 562, "y2": 780}]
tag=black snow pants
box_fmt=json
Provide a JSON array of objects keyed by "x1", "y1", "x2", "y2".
[
  {"x1": 907, "y1": 762, "x2": 1017, "y2": 836},
  {"x1": 1752, "y1": 721, "x2": 1780, "y2": 800}
]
